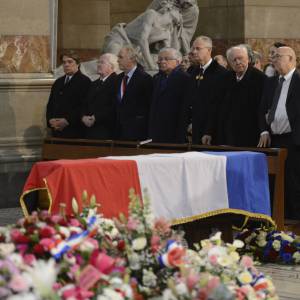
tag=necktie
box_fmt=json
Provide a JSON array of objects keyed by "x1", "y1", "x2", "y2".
[
  {"x1": 267, "y1": 77, "x2": 285, "y2": 125},
  {"x1": 64, "y1": 76, "x2": 70, "y2": 85},
  {"x1": 196, "y1": 67, "x2": 204, "y2": 86},
  {"x1": 121, "y1": 75, "x2": 129, "y2": 98}
]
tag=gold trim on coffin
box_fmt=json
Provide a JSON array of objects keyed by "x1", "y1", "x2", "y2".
[
  {"x1": 19, "y1": 179, "x2": 53, "y2": 217},
  {"x1": 171, "y1": 208, "x2": 276, "y2": 228},
  {"x1": 20, "y1": 186, "x2": 275, "y2": 230}
]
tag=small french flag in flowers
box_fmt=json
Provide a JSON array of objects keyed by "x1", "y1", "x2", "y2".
[{"x1": 158, "y1": 240, "x2": 186, "y2": 268}]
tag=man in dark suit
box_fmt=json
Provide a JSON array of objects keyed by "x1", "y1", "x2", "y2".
[
  {"x1": 81, "y1": 53, "x2": 118, "y2": 139},
  {"x1": 258, "y1": 46, "x2": 300, "y2": 220},
  {"x1": 149, "y1": 47, "x2": 190, "y2": 143},
  {"x1": 46, "y1": 51, "x2": 91, "y2": 138},
  {"x1": 116, "y1": 46, "x2": 153, "y2": 141},
  {"x1": 189, "y1": 36, "x2": 228, "y2": 145},
  {"x1": 218, "y1": 45, "x2": 266, "y2": 147}
]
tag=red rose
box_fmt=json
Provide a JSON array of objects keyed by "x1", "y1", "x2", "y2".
[
  {"x1": 117, "y1": 240, "x2": 126, "y2": 251},
  {"x1": 39, "y1": 226, "x2": 56, "y2": 238},
  {"x1": 10, "y1": 229, "x2": 30, "y2": 244},
  {"x1": 33, "y1": 244, "x2": 45, "y2": 256}
]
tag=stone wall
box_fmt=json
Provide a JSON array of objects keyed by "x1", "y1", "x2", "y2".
[
  {"x1": 0, "y1": 0, "x2": 56, "y2": 207},
  {"x1": 58, "y1": 0, "x2": 110, "y2": 63}
]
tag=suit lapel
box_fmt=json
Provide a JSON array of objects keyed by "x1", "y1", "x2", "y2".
[{"x1": 286, "y1": 71, "x2": 298, "y2": 106}]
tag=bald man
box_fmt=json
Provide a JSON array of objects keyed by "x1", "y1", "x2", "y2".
[{"x1": 258, "y1": 46, "x2": 300, "y2": 220}]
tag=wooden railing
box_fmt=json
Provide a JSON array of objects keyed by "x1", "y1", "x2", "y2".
[{"x1": 42, "y1": 138, "x2": 287, "y2": 230}]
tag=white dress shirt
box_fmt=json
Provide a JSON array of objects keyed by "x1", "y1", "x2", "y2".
[{"x1": 270, "y1": 68, "x2": 295, "y2": 135}]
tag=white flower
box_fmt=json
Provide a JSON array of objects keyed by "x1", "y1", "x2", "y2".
[
  {"x1": 238, "y1": 271, "x2": 253, "y2": 284},
  {"x1": 163, "y1": 289, "x2": 177, "y2": 300},
  {"x1": 175, "y1": 282, "x2": 188, "y2": 295},
  {"x1": 279, "y1": 233, "x2": 294, "y2": 243},
  {"x1": 132, "y1": 237, "x2": 147, "y2": 251},
  {"x1": 25, "y1": 259, "x2": 57, "y2": 298},
  {"x1": 293, "y1": 251, "x2": 300, "y2": 263},
  {"x1": 272, "y1": 240, "x2": 281, "y2": 251},
  {"x1": 233, "y1": 239, "x2": 244, "y2": 248},
  {"x1": 128, "y1": 252, "x2": 141, "y2": 270},
  {"x1": 59, "y1": 226, "x2": 71, "y2": 239},
  {"x1": 7, "y1": 293, "x2": 37, "y2": 300},
  {"x1": 256, "y1": 239, "x2": 267, "y2": 247},
  {"x1": 97, "y1": 288, "x2": 124, "y2": 300},
  {"x1": 210, "y1": 232, "x2": 222, "y2": 242},
  {"x1": 142, "y1": 269, "x2": 157, "y2": 287},
  {"x1": 0, "y1": 243, "x2": 15, "y2": 256}
]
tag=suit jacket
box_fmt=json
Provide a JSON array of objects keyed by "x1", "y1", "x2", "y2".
[
  {"x1": 46, "y1": 71, "x2": 91, "y2": 138},
  {"x1": 189, "y1": 60, "x2": 228, "y2": 144},
  {"x1": 218, "y1": 66, "x2": 266, "y2": 147},
  {"x1": 82, "y1": 73, "x2": 117, "y2": 139},
  {"x1": 149, "y1": 67, "x2": 190, "y2": 143},
  {"x1": 259, "y1": 70, "x2": 300, "y2": 145},
  {"x1": 115, "y1": 67, "x2": 153, "y2": 141}
]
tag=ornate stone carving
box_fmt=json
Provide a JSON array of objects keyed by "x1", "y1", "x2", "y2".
[{"x1": 102, "y1": 0, "x2": 199, "y2": 70}]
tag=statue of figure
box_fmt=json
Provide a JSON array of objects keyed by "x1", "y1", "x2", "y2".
[{"x1": 102, "y1": 0, "x2": 199, "y2": 70}]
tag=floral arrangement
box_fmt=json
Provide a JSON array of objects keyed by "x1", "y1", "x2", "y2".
[
  {"x1": 236, "y1": 227, "x2": 300, "y2": 264},
  {"x1": 0, "y1": 189, "x2": 279, "y2": 300}
]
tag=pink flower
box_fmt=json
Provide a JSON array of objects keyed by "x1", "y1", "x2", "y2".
[
  {"x1": 240, "y1": 256, "x2": 254, "y2": 269},
  {"x1": 69, "y1": 218, "x2": 81, "y2": 227},
  {"x1": 151, "y1": 235, "x2": 161, "y2": 253},
  {"x1": 207, "y1": 277, "x2": 220, "y2": 292},
  {"x1": 16, "y1": 244, "x2": 29, "y2": 254},
  {"x1": 208, "y1": 254, "x2": 218, "y2": 265},
  {"x1": 89, "y1": 250, "x2": 115, "y2": 274},
  {"x1": 8, "y1": 274, "x2": 29, "y2": 292},
  {"x1": 40, "y1": 238, "x2": 55, "y2": 250},
  {"x1": 23, "y1": 254, "x2": 36, "y2": 265},
  {"x1": 127, "y1": 217, "x2": 139, "y2": 230},
  {"x1": 154, "y1": 218, "x2": 171, "y2": 236},
  {"x1": 186, "y1": 272, "x2": 200, "y2": 290},
  {"x1": 62, "y1": 286, "x2": 94, "y2": 300}
]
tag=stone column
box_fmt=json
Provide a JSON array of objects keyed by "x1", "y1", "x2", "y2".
[{"x1": 0, "y1": 0, "x2": 57, "y2": 207}]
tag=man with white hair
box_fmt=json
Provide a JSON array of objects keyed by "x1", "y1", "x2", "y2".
[
  {"x1": 81, "y1": 53, "x2": 119, "y2": 139},
  {"x1": 149, "y1": 47, "x2": 190, "y2": 143},
  {"x1": 116, "y1": 46, "x2": 153, "y2": 141},
  {"x1": 189, "y1": 36, "x2": 228, "y2": 145},
  {"x1": 217, "y1": 44, "x2": 266, "y2": 146},
  {"x1": 258, "y1": 46, "x2": 300, "y2": 220}
]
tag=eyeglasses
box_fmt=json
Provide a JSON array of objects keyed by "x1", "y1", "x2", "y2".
[
  {"x1": 157, "y1": 57, "x2": 177, "y2": 62},
  {"x1": 273, "y1": 54, "x2": 292, "y2": 59}
]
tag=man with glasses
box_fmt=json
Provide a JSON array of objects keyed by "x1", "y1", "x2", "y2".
[
  {"x1": 148, "y1": 47, "x2": 190, "y2": 143},
  {"x1": 188, "y1": 36, "x2": 228, "y2": 145},
  {"x1": 258, "y1": 46, "x2": 300, "y2": 220}
]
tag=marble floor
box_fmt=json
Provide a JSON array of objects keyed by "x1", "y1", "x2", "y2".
[{"x1": 0, "y1": 207, "x2": 300, "y2": 299}]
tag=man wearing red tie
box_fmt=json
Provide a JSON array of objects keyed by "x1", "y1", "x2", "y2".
[
  {"x1": 258, "y1": 46, "x2": 300, "y2": 220},
  {"x1": 116, "y1": 46, "x2": 153, "y2": 141}
]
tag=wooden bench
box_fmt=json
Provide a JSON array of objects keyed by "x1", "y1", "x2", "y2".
[{"x1": 42, "y1": 137, "x2": 288, "y2": 231}]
